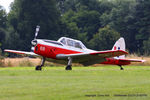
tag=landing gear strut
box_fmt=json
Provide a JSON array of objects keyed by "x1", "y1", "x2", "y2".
[
  {"x1": 35, "y1": 57, "x2": 45, "y2": 71},
  {"x1": 65, "y1": 57, "x2": 72, "y2": 70},
  {"x1": 119, "y1": 65, "x2": 124, "y2": 70}
]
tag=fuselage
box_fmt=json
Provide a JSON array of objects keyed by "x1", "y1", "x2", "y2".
[{"x1": 33, "y1": 40, "x2": 94, "y2": 57}]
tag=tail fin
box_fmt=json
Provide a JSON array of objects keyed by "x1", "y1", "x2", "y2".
[{"x1": 112, "y1": 37, "x2": 125, "y2": 59}]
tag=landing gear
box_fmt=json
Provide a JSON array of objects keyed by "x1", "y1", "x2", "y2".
[
  {"x1": 119, "y1": 65, "x2": 124, "y2": 70},
  {"x1": 35, "y1": 57, "x2": 45, "y2": 71},
  {"x1": 35, "y1": 65, "x2": 42, "y2": 70},
  {"x1": 66, "y1": 65, "x2": 72, "y2": 70},
  {"x1": 65, "y1": 57, "x2": 72, "y2": 70}
]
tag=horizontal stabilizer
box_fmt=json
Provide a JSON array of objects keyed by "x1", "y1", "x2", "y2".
[{"x1": 119, "y1": 59, "x2": 146, "y2": 63}]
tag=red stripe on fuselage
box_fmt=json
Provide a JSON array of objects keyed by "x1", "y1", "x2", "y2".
[{"x1": 34, "y1": 44, "x2": 82, "y2": 59}]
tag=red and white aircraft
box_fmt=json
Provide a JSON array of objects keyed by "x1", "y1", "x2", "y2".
[{"x1": 4, "y1": 26, "x2": 145, "y2": 70}]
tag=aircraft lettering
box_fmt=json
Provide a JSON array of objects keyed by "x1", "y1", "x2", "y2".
[{"x1": 40, "y1": 46, "x2": 45, "y2": 51}]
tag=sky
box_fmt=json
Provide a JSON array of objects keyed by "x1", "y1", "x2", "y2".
[{"x1": 0, "y1": 0, "x2": 14, "y2": 13}]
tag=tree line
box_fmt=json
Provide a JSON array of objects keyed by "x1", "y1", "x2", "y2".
[{"x1": 0, "y1": 0, "x2": 150, "y2": 56}]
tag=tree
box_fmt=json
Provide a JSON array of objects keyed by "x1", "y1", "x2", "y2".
[
  {"x1": 0, "y1": 6, "x2": 7, "y2": 50},
  {"x1": 89, "y1": 26, "x2": 120, "y2": 50},
  {"x1": 8, "y1": 0, "x2": 61, "y2": 51},
  {"x1": 59, "y1": 0, "x2": 102, "y2": 13},
  {"x1": 0, "y1": 28, "x2": 6, "y2": 48},
  {"x1": 74, "y1": 10, "x2": 101, "y2": 40},
  {"x1": 62, "y1": 9, "x2": 101, "y2": 41},
  {"x1": 143, "y1": 37, "x2": 150, "y2": 55},
  {"x1": 134, "y1": 0, "x2": 150, "y2": 54},
  {"x1": 100, "y1": 0, "x2": 137, "y2": 52},
  {"x1": 0, "y1": 6, "x2": 7, "y2": 29},
  {"x1": 60, "y1": 10, "x2": 79, "y2": 38}
]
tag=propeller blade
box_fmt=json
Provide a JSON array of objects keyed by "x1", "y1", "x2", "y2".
[{"x1": 34, "y1": 25, "x2": 40, "y2": 39}]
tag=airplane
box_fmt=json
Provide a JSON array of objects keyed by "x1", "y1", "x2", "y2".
[{"x1": 4, "y1": 26, "x2": 145, "y2": 71}]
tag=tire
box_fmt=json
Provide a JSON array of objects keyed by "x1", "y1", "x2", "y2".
[
  {"x1": 65, "y1": 65, "x2": 72, "y2": 70},
  {"x1": 35, "y1": 65, "x2": 42, "y2": 71}
]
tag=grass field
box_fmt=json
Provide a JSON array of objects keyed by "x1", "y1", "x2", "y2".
[{"x1": 0, "y1": 66, "x2": 150, "y2": 100}]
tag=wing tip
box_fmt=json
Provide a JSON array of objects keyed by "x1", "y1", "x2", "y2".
[
  {"x1": 4, "y1": 49, "x2": 24, "y2": 54},
  {"x1": 141, "y1": 60, "x2": 146, "y2": 62},
  {"x1": 4, "y1": 49, "x2": 37, "y2": 56}
]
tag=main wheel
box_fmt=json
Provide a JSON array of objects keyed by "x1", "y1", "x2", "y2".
[
  {"x1": 35, "y1": 65, "x2": 42, "y2": 71},
  {"x1": 65, "y1": 65, "x2": 72, "y2": 70},
  {"x1": 120, "y1": 67, "x2": 124, "y2": 70}
]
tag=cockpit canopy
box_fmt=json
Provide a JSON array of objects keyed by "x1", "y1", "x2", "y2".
[{"x1": 58, "y1": 37, "x2": 86, "y2": 49}]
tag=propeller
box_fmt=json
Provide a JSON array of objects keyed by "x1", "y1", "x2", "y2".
[
  {"x1": 31, "y1": 25, "x2": 40, "y2": 51},
  {"x1": 34, "y1": 25, "x2": 40, "y2": 39}
]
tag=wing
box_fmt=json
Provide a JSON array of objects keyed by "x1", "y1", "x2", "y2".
[
  {"x1": 56, "y1": 50, "x2": 128, "y2": 66},
  {"x1": 4, "y1": 49, "x2": 38, "y2": 56}
]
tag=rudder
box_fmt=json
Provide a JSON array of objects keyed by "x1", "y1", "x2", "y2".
[{"x1": 112, "y1": 37, "x2": 125, "y2": 59}]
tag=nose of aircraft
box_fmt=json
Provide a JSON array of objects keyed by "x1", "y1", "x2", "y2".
[
  {"x1": 31, "y1": 39, "x2": 38, "y2": 52},
  {"x1": 31, "y1": 39, "x2": 37, "y2": 46}
]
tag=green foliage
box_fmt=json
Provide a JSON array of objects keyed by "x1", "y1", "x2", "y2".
[
  {"x1": 0, "y1": 6, "x2": 7, "y2": 50},
  {"x1": 0, "y1": 28, "x2": 6, "y2": 47},
  {"x1": 5, "y1": 27, "x2": 20, "y2": 50},
  {"x1": 100, "y1": 0, "x2": 137, "y2": 52},
  {"x1": 0, "y1": 6, "x2": 7, "y2": 28},
  {"x1": 1, "y1": 0, "x2": 150, "y2": 55},
  {"x1": 7, "y1": 0, "x2": 61, "y2": 51},
  {"x1": 62, "y1": 9, "x2": 101, "y2": 42},
  {"x1": 89, "y1": 26, "x2": 120, "y2": 50},
  {"x1": 60, "y1": 0, "x2": 102, "y2": 13},
  {"x1": 134, "y1": 0, "x2": 150, "y2": 54},
  {"x1": 60, "y1": 10, "x2": 80, "y2": 38},
  {"x1": 0, "y1": 46, "x2": 5, "y2": 67},
  {"x1": 143, "y1": 37, "x2": 150, "y2": 55}
]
